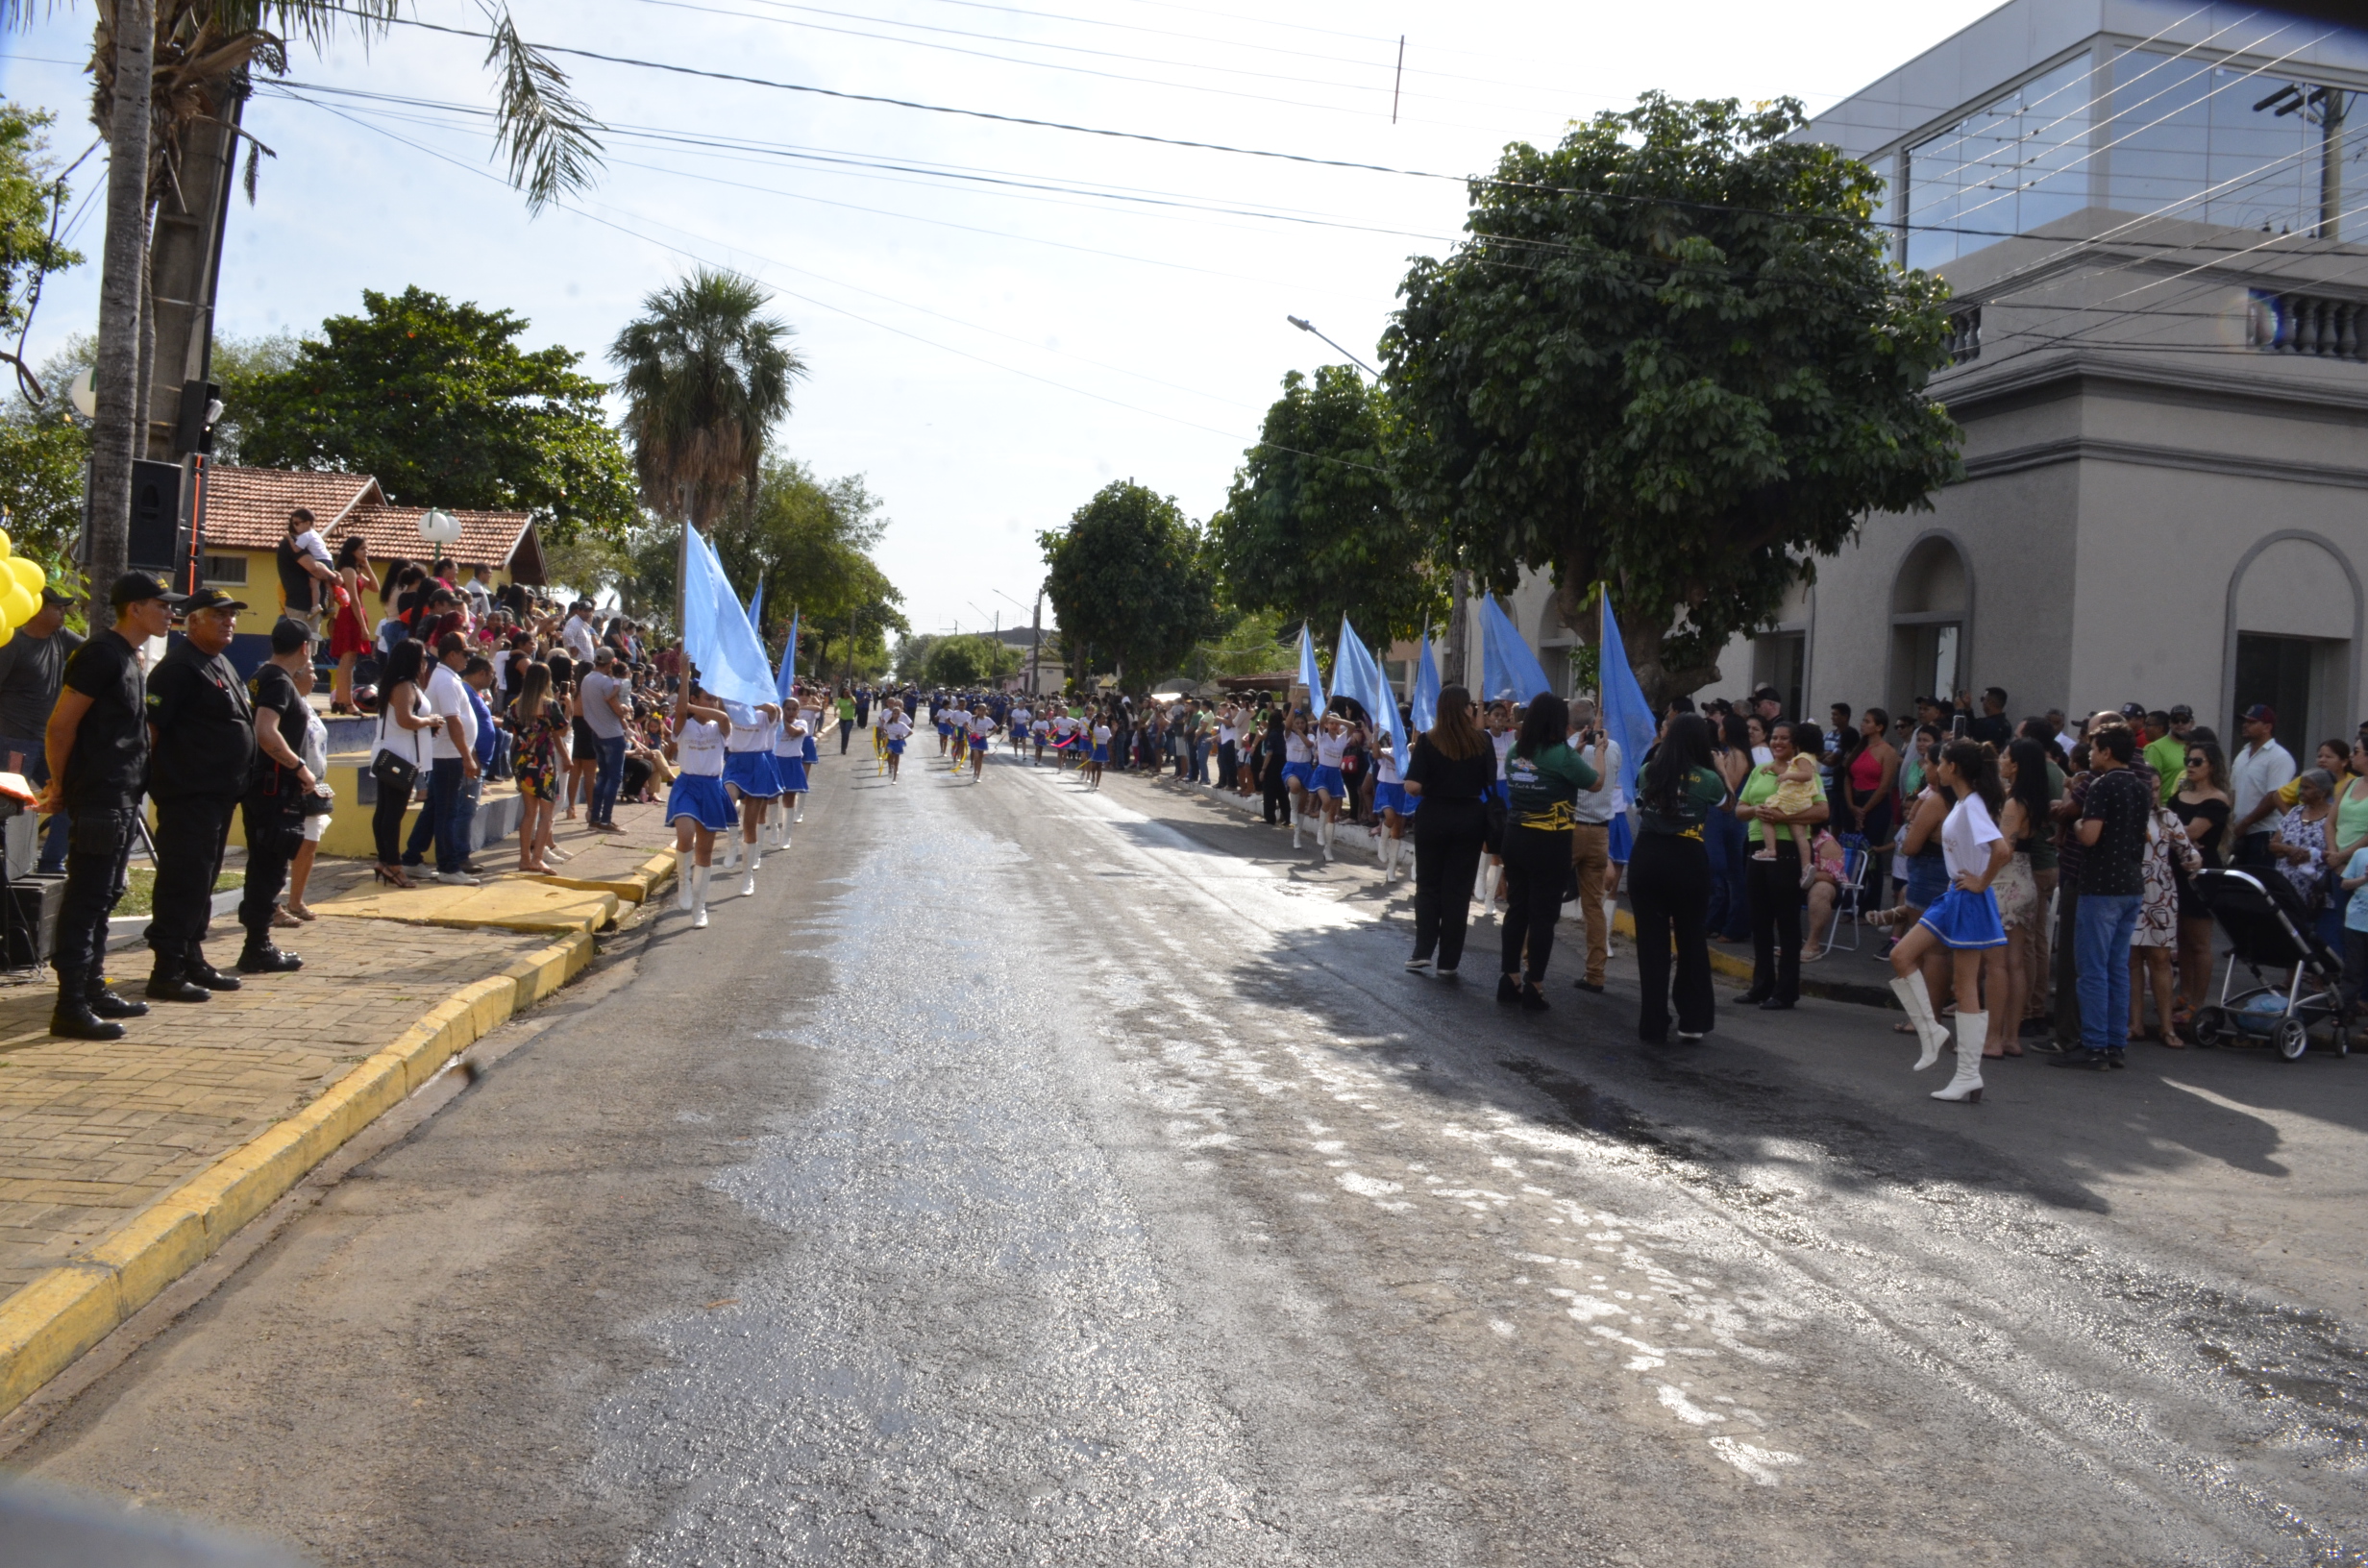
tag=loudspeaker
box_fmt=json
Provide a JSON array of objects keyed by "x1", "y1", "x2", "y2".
[
  {"x1": 7, "y1": 870, "x2": 63, "y2": 968},
  {"x1": 128, "y1": 458, "x2": 187, "y2": 576}
]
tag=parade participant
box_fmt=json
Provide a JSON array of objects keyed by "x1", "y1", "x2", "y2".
[
  {"x1": 967, "y1": 702, "x2": 997, "y2": 781},
  {"x1": 1088, "y1": 712, "x2": 1113, "y2": 789},
  {"x1": 880, "y1": 701, "x2": 913, "y2": 781},
  {"x1": 1371, "y1": 725, "x2": 1415, "y2": 883},
  {"x1": 1403, "y1": 686, "x2": 1496, "y2": 977},
  {"x1": 0, "y1": 583, "x2": 83, "y2": 876},
  {"x1": 1887, "y1": 739, "x2": 2011, "y2": 1105},
  {"x1": 665, "y1": 680, "x2": 735, "y2": 929},
  {"x1": 235, "y1": 618, "x2": 317, "y2": 974},
  {"x1": 142, "y1": 586, "x2": 259, "y2": 1001},
  {"x1": 1307, "y1": 713, "x2": 1356, "y2": 860},
  {"x1": 772, "y1": 698, "x2": 811, "y2": 842},
  {"x1": 720, "y1": 699, "x2": 783, "y2": 885},
  {"x1": 1629, "y1": 714, "x2": 1728, "y2": 1044},
  {"x1": 41, "y1": 574, "x2": 175, "y2": 1039},
  {"x1": 1494, "y1": 695, "x2": 1606, "y2": 1012},
  {"x1": 797, "y1": 687, "x2": 824, "y2": 816},
  {"x1": 1007, "y1": 698, "x2": 1031, "y2": 758},
  {"x1": 935, "y1": 697, "x2": 955, "y2": 760},
  {"x1": 1030, "y1": 706, "x2": 1050, "y2": 765},
  {"x1": 1280, "y1": 711, "x2": 1316, "y2": 848}
]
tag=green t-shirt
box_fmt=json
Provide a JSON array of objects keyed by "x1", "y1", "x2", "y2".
[
  {"x1": 1739, "y1": 761, "x2": 1827, "y2": 845},
  {"x1": 2144, "y1": 733, "x2": 2186, "y2": 802},
  {"x1": 1503, "y1": 741, "x2": 1601, "y2": 831},
  {"x1": 836, "y1": 697, "x2": 856, "y2": 723},
  {"x1": 1635, "y1": 766, "x2": 1730, "y2": 838}
]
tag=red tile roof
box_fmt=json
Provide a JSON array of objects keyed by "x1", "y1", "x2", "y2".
[{"x1": 196, "y1": 464, "x2": 543, "y2": 582}]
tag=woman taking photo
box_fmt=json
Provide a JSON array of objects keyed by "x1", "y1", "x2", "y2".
[
  {"x1": 1887, "y1": 739, "x2": 2012, "y2": 1105},
  {"x1": 369, "y1": 639, "x2": 444, "y2": 890},
  {"x1": 1493, "y1": 694, "x2": 1606, "y2": 1012},
  {"x1": 2174, "y1": 739, "x2": 2232, "y2": 1018},
  {"x1": 1631, "y1": 714, "x2": 1729, "y2": 1043},
  {"x1": 1402, "y1": 686, "x2": 1498, "y2": 979},
  {"x1": 1736, "y1": 721, "x2": 1830, "y2": 1010}
]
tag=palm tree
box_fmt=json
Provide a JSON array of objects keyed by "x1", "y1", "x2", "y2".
[
  {"x1": 0, "y1": 0, "x2": 604, "y2": 614},
  {"x1": 610, "y1": 268, "x2": 805, "y2": 628}
]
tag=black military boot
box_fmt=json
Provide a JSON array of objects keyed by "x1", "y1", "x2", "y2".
[
  {"x1": 51, "y1": 971, "x2": 126, "y2": 1041},
  {"x1": 185, "y1": 944, "x2": 243, "y2": 992},
  {"x1": 146, "y1": 949, "x2": 211, "y2": 1003},
  {"x1": 86, "y1": 973, "x2": 150, "y2": 1019},
  {"x1": 236, "y1": 937, "x2": 303, "y2": 974}
]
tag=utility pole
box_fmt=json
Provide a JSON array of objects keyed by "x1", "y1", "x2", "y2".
[{"x1": 1031, "y1": 590, "x2": 1042, "y2": 696}]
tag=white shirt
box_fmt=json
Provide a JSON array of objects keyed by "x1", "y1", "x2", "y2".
[
  {"x1": 1492, "y1": 730, "x2": 1515, "y2": 780},
  {"x1": 723, "y1": 704, "x2": 773, "y2": 752},
  {"x1": 1375, "y1": 748, "x2": 1400, "y2": 785},
  {"x1": 677, "y1": 716, "x2": 727, "y2": 776},
  {"x1": 1568, "y1": 738, "x2": 1623, "y2": 824},
  {"x1": 1093, "y1": 723, "x2": 1112, "y2": 745},
  {"x1": 561, "y1": 614, "x2": 598, "y2": 663},
  {"x1": 376, "y1": 687, "x2": 432, "y2": 770},
  {"x1": 424, "y1": 662, "x2": 477, "y2": 762},
  {"x1": 1284, "y1": 732, "x2": 1312, "y2": 765},
  {"x1": 1939, "y1": 794, "x2": 2003, "y2": 880},
  {"x1": 969, "y1": 715, "x2": 995, "y2": 739},
  {"x1": 1315, "y1": 730, "x2": 1349, "y2": 768},
  {"x1": 775, "y1": 715, "x2": 809, "y2": 758},
  {"x1": 882, "y1": 718, "x2": 912, "y2": 743},
  {"x1": 2232, "y1": 739, "x2": 2297, "y2": 835}
]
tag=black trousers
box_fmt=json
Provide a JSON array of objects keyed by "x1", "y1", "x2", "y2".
[
  {"x1": 1746, "y1": 839, "x2": 1804, "y2": 1003},
  {"x1": 147, "y1": 794, "x2": 236, "y2": 960},
  {"x1": 2053, "y1": 884, "x2": 2083, "y2": 1046},
  {"x1": 1217, "y1": 741, "x2": 1238, "y2": 790},
  {"x1": 1630, "y1": 832, "x2": 1714, "y2": 1041},
  {"x1": 238, "y1": 795, "x2": 302, "y2": 942},
  {"x1": 1262, "y1": 763, "x2": 1287, "y2": 824},
  {"x1": 1413, "y1": 801, "x2": 1489, "y2": 970},
  {"x1": 838, "y1": 719, "x2": 853, "y2": 753},
  {"x1": 53, "y1": 804, "x2": 136, "y2": 986},
  {"x1": 1498, "y1": 825, "x2": 1571, "y2": 984},
  {"x1": 373, "y1": 770, "x2": 412, "y2": 866}
]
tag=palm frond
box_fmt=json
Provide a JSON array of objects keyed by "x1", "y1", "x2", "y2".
[{"x1": 481, "y1": 4, "x2": 601, "y2": 212}]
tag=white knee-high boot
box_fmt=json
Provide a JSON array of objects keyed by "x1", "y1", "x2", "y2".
[
  {"x1": 1890, "y1": 974, "x2": 1951, "y2": 1070},
  {"x1": 1291, "y1": 804, "x2": 1303, "y2": 849},
  {"x1": 691, "y1": 866, "x2": 711, "y2": 928},
  {"x1": 1934, "y1": 1012, "x2": 1986, "y2": 1102},
  {"x1": 1602, "y1": 896, "x2": 1618, "y2": 957},
  {"x1": 722, "y1": 831, "x2": 741, "y2": 870},
  {"x1": 1479, "y1": 862, "x2": 1501, "y2": 914},
  {"x1": 677, "y1": 848, "x2": 694, "y2": 911},
  {"x1": 748, "y1": 831, "x2": 763, "y2": 872}
]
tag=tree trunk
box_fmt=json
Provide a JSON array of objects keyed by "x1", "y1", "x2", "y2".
[
  {"x1": 87, "y1": 0, "x2": 156, "y2": 618},
  {"x1": 1615, "y1": 597, "x2": 1723, "y2": 715},
  {"x1": 1443, "y1": 570, "x2": 1469, "y2": 689}
]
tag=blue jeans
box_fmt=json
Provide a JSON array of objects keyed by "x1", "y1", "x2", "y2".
[
  {"x1": 1703, "y1": 803, "x2": 1751, "y2": 940},
  {"x1": 403, "y1": 757, "x2": 467, "y2": 872},
  {"x1": 591, "y1": 734, "x2": 626, "y2": 823},
  {"x1": 2, "y1": 732, "x2": 69, "y2": 873},
  {"x1": 2075, "y1": 892, "x2": 2141, "y2": 1052}
]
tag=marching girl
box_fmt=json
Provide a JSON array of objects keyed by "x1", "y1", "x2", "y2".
[
  {"x1": 879, "y1": 701, "x2": 913, "y2": 781},
  {"x1": 1887, "y1": 739, "x2": 2011, "y2": 1106},
  {"x1": 935, "y1": 697, "x2": 956, "y2": 760},
  {"x1": 1308, "y1": 711, "x2": 1354, "y2": 861},
  {"x1": 1007, "y1": 698, "x2": 1031, "y2": 760},
  {"x1": 966, "y1": 702, "x2": 998, "y2": 781},
  {"x1": 1088, "y1": 713, "x2": 1113, "y2": 789},
  {"x1": 665, "y1": 680, "x2": 736, "y2": 930},
  {"x1": 1051, "y1": 708, "x2": 1080, "y2": 771},
  {"x1": 797, "y1": 687, "x2": 824, "y2": 817},
  {"x1": 1031, "y1": 707, "x2": 1050, "y2": 765},
  {"x1": 721, "y1": 700, "x2": 782, "y2": 890},
  {"x1": 1279, "y1": 711, "x2": 1317, "y2": 847},
  {"x1": 1372, "y1": 725, "x2": 1415, "y2": 883},
  {"x1": 773, "y1": 701, "x2": 811, "y2": 841}
]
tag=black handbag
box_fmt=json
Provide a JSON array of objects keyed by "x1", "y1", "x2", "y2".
[{"x1": 370, "y1": 748, "x2": 418, "y2": 796}]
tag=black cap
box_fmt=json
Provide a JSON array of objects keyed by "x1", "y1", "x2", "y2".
[
  {"x1": 269, "y1": 616, "x2": 313, "y2": 654},
  {"x1": 37, "y1": 584, "x2": 70, "y2": 608},
  {"x1": 183, "y1": 587, "x2": 249, "y2": 615},
  {"x1": 109, "y1": 571, "x2": 186, "y2": 607}
]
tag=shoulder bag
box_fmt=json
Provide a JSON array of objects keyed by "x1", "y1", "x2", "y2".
[{"x1": 370, "y1": 700, "x2": 421, "y2": 797}]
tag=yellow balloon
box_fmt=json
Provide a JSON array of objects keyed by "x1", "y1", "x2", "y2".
[
  {"x1": 0, "y1": 619, "x2": 15, "y2": 649},
  {"x1": 0, "y1": 587, "x2": 31, "y2": 625},
  {"x1": 6, "y1": 557, "x2": 39, "y2": 594},
  {"x1": 0, "y1": 527, "x2": 15, "y2": 560}
]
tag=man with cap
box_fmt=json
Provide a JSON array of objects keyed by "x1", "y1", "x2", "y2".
[
  {"x1": 141, "y1": 585, "x2": 260, "y2": 1001},
  {"x1": 0, "y1": 582, "x2": 86, "y2": 874},
  {"x1": 234, "y1": 617, "x2": 316, "y2": 973},
  {"x1": 39, "y1": 573, "x2": 178, "y2": 1039},
  {"x1": 2230, "y1": 705, "x2": 2298, "y2": 870}
]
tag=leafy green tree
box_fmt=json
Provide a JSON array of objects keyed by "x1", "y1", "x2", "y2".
[
  {"x1": 236, "y1": 286, "x2": 639, "y2": 544},
  {"x1": 1196, "y1": 607, "x2": 1296, "y2": 678},
  {"x1": 611, "y1": 268, "x2": 802, "y2": 534},
  {"x1": 207, "y1": 329, "x2": 299, "y2": 464},
  {"x1": 892, "y1": 632, "x2": 942, "y2": 682},
  {"x1": 924, "y1": 633, "x2": 1021, "y2": 690},
  {"x1": 1210, "y1": 367, "x2": 1442, "y2": 645},
  {"x1": 0, "y1": 104, "x2": 77, "y2": 350},
  {"x1": 1384, "y1": 92, "x2": 1961, "y2": 706},
  {"x1": 1040, "y1": 479, "x2": 1216, "y2": 694}
]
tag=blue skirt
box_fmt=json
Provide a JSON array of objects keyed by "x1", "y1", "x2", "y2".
[
  {"x1": 1903, "y1": 852, "x2": 1950, "y2": 908},
  {"x1": 1092, "y1": 744, "x2": 1109, "y2": 763},
  {"x1": 1918, "y1": 884, "x2": 2007, "y2": 949},
  {"x1": 803, "y1": 735, "x2": 819, "y2": 764},
  {"x1": 1282, "y1": 760, "x2": 1315, "y2": 789},
  {"x1": 1309, "y1": 764, "x2": 1346, "y2": 798},
  {"x1": 1608, "y1": 813, "x2": 1635, "y2": 863},
  {"x1": 885, "y1": 739, "x2": 905, "y2": 756},
  {"x1": 667, "y1": 772, "x2": 737, "y2": 832},
  {"x1": 1373, "y1": 781, "x2": 1416, "y2": 816},
  {"x1": 775, "y1": 755, "x2": 809, "y2": 793},
  {"x1": 723, "y1": 749, "x2": 782, "y2": 798},
  {"x1": 969, "y1": 734, "x2": 988, "y2": 751}
]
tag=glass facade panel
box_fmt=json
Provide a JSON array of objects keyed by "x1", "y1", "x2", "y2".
[
  {"x1": 2104, "y1": 49, "x2": 2360, "y2": 236},
  {"x1": 1906, "y1": 54, "x2": 2096, "y2": 271}
]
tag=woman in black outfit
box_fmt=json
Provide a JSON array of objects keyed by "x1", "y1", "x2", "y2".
[
  {"x1": 1260, "y1": 709, "x2": 1289, "y2": 824},
  {"x1": 1402, "y1": 686, "x2": 1498, "y2": 977},
  {"x1": 1493, "y1": 694, "x2": 1606, "y2": 1010},
  {"x1": 1739, "y1": 720, "x2": 1830, "y2": 1010},
  {"x1": 1631, "y1": 715, "x2": 1731, "y2": 1042}
]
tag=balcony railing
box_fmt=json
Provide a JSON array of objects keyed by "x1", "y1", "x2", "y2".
[
  {"x1": 1945, "y1": 306, "x2": 1982, "y2": 364},
  {"x1": 2248, "y1": 290, "x2": 2367, "y2": 361}
]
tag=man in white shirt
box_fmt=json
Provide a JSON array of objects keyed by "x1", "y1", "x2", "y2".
[
  {"x1": 463, "y1": 565, "x2": 495, "y2": 623},
  {"x1": 403, "y1": 632, "x2": 482, "y2": 885},
  {"x1": 580, "y1": 647, "x2": 630, "y2": 828},
  {"x1": 561, "y1": 601, "x2": 600, "y2": 665},
  {"x1": 1566, "y1": 698, "x2": 1624, "y2": 992},
  {"x1": 2230, "y1": 703, "x2": 2298, "y2": 868}
]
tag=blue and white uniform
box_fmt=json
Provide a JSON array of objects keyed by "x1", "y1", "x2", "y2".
[
  {"x1": 666, "y1": 716, "x2": 737, "y2": 831},
  {"x1": 1281, "y1": 729, "x2": 1315, "y2": 790},
  {"x1": 881, "y1": 715, "x2": 912, "y2": 756},
  {"x1": 968, "y1": 712, "x2": 995, "y2": 753},
  {"x1": 774, "y1": 711, "x2": 811, "y2": 794},
  {"x1": 1310, "y1": 726, "x2": 1350, "y2": 800},
  {"x1": 801, "y1": 701, "x2": 823, "y2": 764},
  {"x1": 1372, "y1": 745, "x2": 1415, "y2": 817},
  {"x1": 723, "y1": 706, "x2": 783, "y2": 798},
  {"x1": 1917, "y1": 794, "x2": 2008, "y2": 948},
  {"x1": 1091, "y1": 722, "x2": 1112, "y2": 764}
]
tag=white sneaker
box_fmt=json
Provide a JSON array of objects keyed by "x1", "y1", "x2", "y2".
[{"x1": 434, "y1": 870, "x2": 480, "y2": 887}]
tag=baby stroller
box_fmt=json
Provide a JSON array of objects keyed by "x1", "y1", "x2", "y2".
[{"x1": 2188, "y1": 867, "x2": 2350, "y2": 1061}]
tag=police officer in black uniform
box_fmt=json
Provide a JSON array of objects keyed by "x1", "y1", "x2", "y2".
[
  {"x1": 40, "y1": 573, "x2": 179, "y2": 1040},
  {"x1": 142, "y1": 586, "x2": 258, "y2": 1002}
]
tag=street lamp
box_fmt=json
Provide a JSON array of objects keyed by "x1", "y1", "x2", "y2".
[
  {"x1": 1287, "y1": 315, "x2": 1378, "y2": 379},
  {"x1": 418, "y1": 507, "x2": 462, "y2": 548}
]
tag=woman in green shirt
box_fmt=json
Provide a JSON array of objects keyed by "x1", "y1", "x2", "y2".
[
  {"x1": 1736, "y1": 720, "x2": 1832, "y2": 1009},
  {"x1": 1631, "y1": 714, "x2": 1731, "y2": 1043},
  {"x1": 1494, "y1": 693, "x2": 1605, "y2": 1012}
]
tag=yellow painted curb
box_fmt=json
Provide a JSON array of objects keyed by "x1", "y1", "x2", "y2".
[
  {"x1": 0, "y1": 929, "x2": 594, "y2": 1421},
  {"x1": 1611, "y1": 909, "x2": 1756, "y2": 983},
  {"x1": 311, "y1": 880, "x2": 620, "y2": 935},
  {"x1": 528, "y1": 849, "x2": 678, "y2": 906}
]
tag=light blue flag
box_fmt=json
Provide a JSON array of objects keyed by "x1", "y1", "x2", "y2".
[
  {"x1": 680, "y1": 527, "x2": 779, "y2": 707},
  {"x1": 1478, "y1": 593, "x2": 1553, "y2": 703},
  {"x1": 1333, "y1": 615, "x2": 1405, "y2": 755},
  {"x1": 744, "y1": 576, "x2": 764, "y2": 636},
  {"x1": 1296, "y1": 622, "x2": 1326, "y2": 711},
  {"x1": 1410, "y1": 630, "x2": 1440, "y2": 734},
  {"x1": 1598, "y1": 590, "x2": 1657, "y2": 799},
  {"x1": 777, "y1": 608, "x2": 800, "y2": 701}
]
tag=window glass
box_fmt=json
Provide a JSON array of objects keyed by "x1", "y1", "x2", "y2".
[
  {"x1": 1906, "y1": 53, "x2": 2096, "y2": 271},
  {"x1": 2105, "y1": 50, "x2": 2356, "y2": 235}
]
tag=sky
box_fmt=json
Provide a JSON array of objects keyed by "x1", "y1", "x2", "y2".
[{"x1": 0, "y1": 0, "x2": 2004, "y2": 639}]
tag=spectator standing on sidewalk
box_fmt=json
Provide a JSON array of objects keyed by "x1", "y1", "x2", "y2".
[
  {"x1": 2058, "y1": 723, "x2": 2151, "y2": 1069},
  {"x1": 143, "y1": 587, "x2": 259, "y2": 1002},
  {"x1": 560, "y1": 600, "x2": 599, "y2": 666},
  {"x1": 402, "y1": 633, "x2": 481, "y2": 885},
  {"x1": 580, "y1": 647, "x2": 629, "y2": 828},
  {"x1": 234, "y1": 619, "x2": 314, "y2": 975},
  {"x1": 275, "y1": 507, "x2": 336, "y2": 635},
  {"x1": 281, "y1": 650, "x2": 333, "y2": 924},
  {"x1": 1566, "y1": 697, "x2": 1622, "y2": 994},
  {"x1": 2229, "y1": 706, "x2": 2296, "y2": 868},
  {"x1": 0, "y1": 584, "x2": 82, "y2": 874},
  {"x1": 41, "y1": 575, "x2": 175, "y2": 1040}
]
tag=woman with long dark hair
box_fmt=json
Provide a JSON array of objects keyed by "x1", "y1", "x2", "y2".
[
  {"x1": 1402, "y1": 685, "x2": 1498, "y2": 978},
  {"x1": 1632, "y1": 714, "x2": 1730, "y2": 1042},
  {"x1": 1493, "y1": 694, "x2": 1606, "y2": 1011},
  {"x1": 1888, "y1": 739, "x2": 2011, "y2": 1105},
  {"x1": 1736, "y1": 720, "x2": 1830, "y2": 1010},
  {"x1": 1993, "y1": 738, "x2": 2053, "y2": 1057},
  {"x1": 327, "y1": 536, "x2": 379, "y2": 714},
  {"x1": 370, "y1": 638, "x2": 443, "y2": 890}
]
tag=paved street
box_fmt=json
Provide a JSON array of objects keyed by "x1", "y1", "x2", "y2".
[{"x1": 5, "y1": 749, "x2": 2363, "y2": 1566}]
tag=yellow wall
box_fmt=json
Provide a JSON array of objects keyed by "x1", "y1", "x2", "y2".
[{"x1": 198, "y1": 548, "x2": 519, "y2": 614}]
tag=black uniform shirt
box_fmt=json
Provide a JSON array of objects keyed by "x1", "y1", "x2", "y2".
[
  {"x1": 58, "y1": 628, "x2": 148, "y2": 811},
  {"x1": 247, "y1": 661, "x2": 307, "y2": 802},
  {"x1": 145, "y1": 640, "x2": 256, "y2": 800}
]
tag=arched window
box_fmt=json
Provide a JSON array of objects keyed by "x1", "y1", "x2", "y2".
[{"x1": 1888, "y1": 534, "x2": 1973, "y2": 718}]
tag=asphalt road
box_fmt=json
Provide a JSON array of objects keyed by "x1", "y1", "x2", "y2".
[{"x1": 5, "y1": 745, "x2": 2364, "y2": 1566}]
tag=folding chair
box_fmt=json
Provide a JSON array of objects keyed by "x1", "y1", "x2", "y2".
[{"x1": 1813, "y1": 836, "x2": 1873, "y2": 958}]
